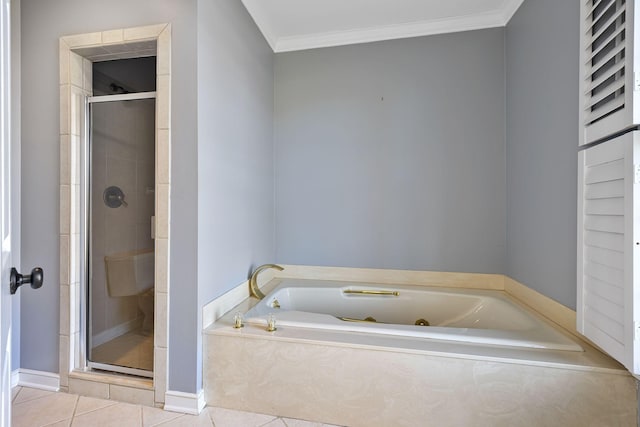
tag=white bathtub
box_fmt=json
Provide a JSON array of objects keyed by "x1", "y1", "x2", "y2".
[{"x1": 244, "y1": 279, "x2": 583, "y2": 352}]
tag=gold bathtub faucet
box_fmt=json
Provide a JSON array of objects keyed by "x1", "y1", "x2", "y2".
[{"x1": 249, "y1": 264, "x2": 284, "y2": 299}]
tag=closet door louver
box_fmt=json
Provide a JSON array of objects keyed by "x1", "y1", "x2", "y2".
[
  {"x1": 577, "y1": 131, "x2": 640, "y2": 373},
  {"x1": 580, "y1": 0, "x2": 640, "y2": 145}
]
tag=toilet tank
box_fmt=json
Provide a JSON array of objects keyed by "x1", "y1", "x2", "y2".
[{"x1": 104, "y1": 249, "x2": 154, "y2": 297}]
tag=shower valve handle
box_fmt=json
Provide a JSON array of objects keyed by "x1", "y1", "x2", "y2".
[{"x1": 10, "y1": 267, "x2": 44, "y2": 295}]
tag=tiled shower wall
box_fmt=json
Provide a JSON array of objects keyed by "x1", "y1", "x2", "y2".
[{"x1": 59, "y1": 48, "x2": 91, "y2": 391}]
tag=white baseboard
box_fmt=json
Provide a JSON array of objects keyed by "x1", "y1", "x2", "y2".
[
  {"x1": 164, "y1": 389, "x2": 205, "y2": 415},
  {"x1": 92, "y1": 317, "x2": 142, "y2": 347},
  {"x1": 16, "y1": 369, "x2": 60, "y2": 391}
]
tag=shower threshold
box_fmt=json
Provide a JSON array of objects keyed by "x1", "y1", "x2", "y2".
[{"x1": 87, "y1": 361, "x2": 153, "y2": 378}]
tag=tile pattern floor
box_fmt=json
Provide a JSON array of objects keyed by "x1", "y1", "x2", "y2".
[
  {"x1": 11, "y1": 386, "x2": 344, "y2": 427},
  {"x1": 91, "y1": 329, "x2": 154, "y2": 371}
]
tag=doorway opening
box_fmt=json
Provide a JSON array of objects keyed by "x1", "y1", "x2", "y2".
[{"x1": 60, "y1": 23, "x2": 171, "y2": 404}]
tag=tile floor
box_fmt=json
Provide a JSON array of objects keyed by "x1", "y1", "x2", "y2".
[
  {"x1": 12, "y1": 386, "x2": 343, "y2": 427},
  {"x1": 91, "y1": 329, "x2": 154, "y2": 371}
]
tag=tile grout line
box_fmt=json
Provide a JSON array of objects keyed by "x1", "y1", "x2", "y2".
[
  {"x1": 258, "y1": 416, "x2": 281, "y2": 427},
  {"x1": 36, "y1": 394, "x2": 79, "y2": 427},
  {"x1": 206, "y1": 407, "x2": 218, "y2": 427},
  {"x1": 12, "y1": 389, "x2": 57, "y2": 406},
  {"x1": 146, "y1": 406, "x2": 183, "y2": 427},
  {"x1": 68, "y1": 394, "x2": 80, "y2": 426},
  {"x1": 11, "y1": 387, "x2": 22, "y2": 404},
  {"x1": 154, "y1": 414, "x2": 187, "y2": 426},
  {"x1": 69, "y1": 393, "x2": 80, "y2": 421},
  {"x1": 69, "y1": 395, "x2": 119, "y2": 419}
]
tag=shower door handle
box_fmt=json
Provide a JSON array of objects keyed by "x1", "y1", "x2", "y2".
[{"x1": 10, "y1": 267, "x2": 44, "y2": 295}]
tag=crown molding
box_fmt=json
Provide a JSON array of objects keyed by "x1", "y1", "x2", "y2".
[
  {"x1": 274, "y1": 11, "x2": 506, "y2": 53},
  {"x1": 245, "y1": 0, "x2": 528, "y2": 53},
  {"x1": 500, "y1": 0, "x2": 526, "y2": 24}
]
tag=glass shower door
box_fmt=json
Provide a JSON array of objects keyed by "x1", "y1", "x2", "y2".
[{"x1": 87, "y1": 96, "x2": 156, "y2": 377}]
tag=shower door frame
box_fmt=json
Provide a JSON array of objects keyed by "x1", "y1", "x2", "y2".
[{"x1": 84, "y1": 91, "x2": 157, "y2": 379}]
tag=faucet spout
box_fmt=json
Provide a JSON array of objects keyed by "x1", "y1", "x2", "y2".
[{"x1": 249, "y1": 264, "x2": 284, "y2": 299}]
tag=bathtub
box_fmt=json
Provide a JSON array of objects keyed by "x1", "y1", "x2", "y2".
[
  {"x1": 207, "y1": 275, "x2": 634, "y2": 426},
  {"x1": 244, "y1": 279, "x2": 583, "y2": 352}
]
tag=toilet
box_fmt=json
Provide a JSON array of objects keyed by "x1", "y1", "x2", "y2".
[{"x1": 104, "y1": 249, "x2": 155, "y2": 334}]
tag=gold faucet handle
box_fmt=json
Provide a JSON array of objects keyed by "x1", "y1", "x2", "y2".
[{"x1": 267, "y1": 314, "x2": 277, "y2": 332}]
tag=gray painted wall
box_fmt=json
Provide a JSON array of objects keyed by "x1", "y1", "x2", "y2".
[
  {"x1": 505, "y1": 0, "x2": 579, "y2": 309},
  {"x1": 191, "y1": 0, "x2": 275, "y2": 392},
  {"x1": 274, "y1": 29, "x2": 506, "y2": 274},
  {"x1": 20, "y1": 0, "x2": 198, "y2": 387}
]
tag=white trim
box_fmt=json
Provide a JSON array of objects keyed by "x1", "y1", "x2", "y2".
[
  {"x1": 10, "y1": 370, "x2": 18, "y2": 389},
  {"x1": 91, "y1": 317, "x2": 142, "y2": 348},
  {"x1": 164, "y1": 390, "x2": 206, "y2": 415},
  {"x1": 88, "y1": 91, "x2": 156, "y2": 103},
  {"x1": 16, "y1": 369, "x2": 60, "y2": 392},
  {"x1": 274, "y1": 12, "x2": 506, "y2": 52}
]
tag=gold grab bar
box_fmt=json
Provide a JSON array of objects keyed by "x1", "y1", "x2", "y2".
[
  {"x1": 337, "y1": 316, "x2": 379, "y2": 323},
  {"x1": 337, "y1": 316, "x2": 431, "y2": 326},
  {"x1": 343, "y1": 289, "x2": 399, "y2": 296}
]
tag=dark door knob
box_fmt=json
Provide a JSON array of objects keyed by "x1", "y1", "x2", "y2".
[{"x1": 10, "y1": 267, "x2": 43, "y2": 295}]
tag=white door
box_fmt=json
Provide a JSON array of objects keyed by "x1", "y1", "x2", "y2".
[
  {"x1": 0, "y1": 0, "x2": 12, "y2": 424},
  {"x1": 577, "y1": 131, "x2": 640, "y2": 374}
]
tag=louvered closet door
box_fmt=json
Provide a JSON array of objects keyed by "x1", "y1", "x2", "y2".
[
  {"x1": 581, "y1": 0, "x2": 637, "y2": 145},
  {"x1": 578, "y1": 131, "x2": 640, "y2": 373}
]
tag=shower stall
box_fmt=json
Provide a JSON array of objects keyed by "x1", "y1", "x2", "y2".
[{"x1": 83, "y1": 57, "x2": 157, "y2": 378}]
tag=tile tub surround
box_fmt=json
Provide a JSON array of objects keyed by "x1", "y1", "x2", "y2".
[
  {"x1": 59, "y1": 23, "x2": 171, "y2": 406},
  {"x1": 203, "y1": 266, "x2": 636, "y2": 426},
  {"x1": 205, "y1": 331, "x2": 635, "y2": 427}
]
